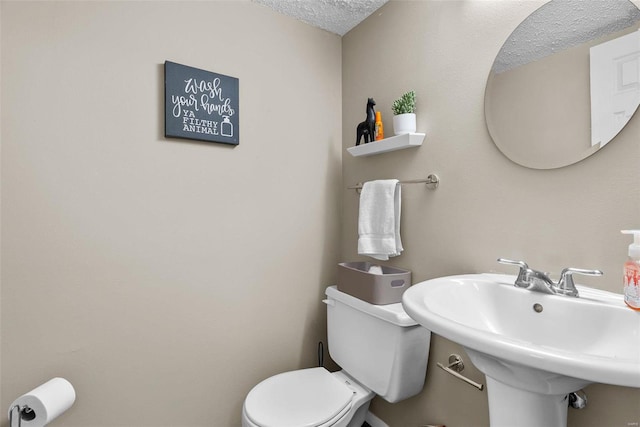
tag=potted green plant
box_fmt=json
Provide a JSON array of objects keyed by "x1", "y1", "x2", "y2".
[{"x1": 391, "y1": 90, "x2": 417, "y2": 135}]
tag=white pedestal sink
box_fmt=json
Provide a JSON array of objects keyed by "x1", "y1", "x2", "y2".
[{"x1": 402, "y1": 273, "x2": 640, "y2": 427}]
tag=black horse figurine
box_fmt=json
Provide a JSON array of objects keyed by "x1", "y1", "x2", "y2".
[{"x1": 356, "y1": 98, "x2": 376, "y2": 146}]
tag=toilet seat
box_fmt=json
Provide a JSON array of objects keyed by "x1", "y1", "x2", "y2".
[{"x1": 243, "y1": 367, "x2": 355, "y2": 427}]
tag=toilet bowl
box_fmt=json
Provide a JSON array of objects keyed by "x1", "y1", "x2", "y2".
[
  {"x1": 242, "y1": 286, "x2": 431, "y2": 427},
  {"x1": 242, "y1": 368, "x2": 374, "y2": 427}
]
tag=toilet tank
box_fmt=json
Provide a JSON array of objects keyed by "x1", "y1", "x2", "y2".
[{"x1": 324, "y1": 285, "x2": 431, "y2": 403}]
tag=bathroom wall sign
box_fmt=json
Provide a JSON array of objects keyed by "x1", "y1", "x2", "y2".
[{"x1": 164, "y1": 61, "x2": 239, "y2": 145}]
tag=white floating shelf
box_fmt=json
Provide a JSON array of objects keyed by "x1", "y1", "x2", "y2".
[{"x1": 347, "y1": 132, "x2": 425, "y2": 157}]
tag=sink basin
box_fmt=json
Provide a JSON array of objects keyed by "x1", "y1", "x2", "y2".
[{"x1": 402, "y1": 273, "x2": 640, "y2": 427}]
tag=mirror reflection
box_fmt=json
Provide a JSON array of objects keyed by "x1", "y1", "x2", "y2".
[{"x1": 485, "y1": 0, "x2": 640, "y2": 170}]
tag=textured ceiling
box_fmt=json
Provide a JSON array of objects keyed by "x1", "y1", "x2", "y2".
[
  {"x1": 254, "y1": 0, "x2": 640, "y2": 69},
  {"x1": 252, "y1": 0, "x2": 388, "y2": 36},
  {"x1": 493, "y1": 0, "x2": 640, "y2": 73}
]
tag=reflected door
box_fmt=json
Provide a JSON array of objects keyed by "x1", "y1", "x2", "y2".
[{"x1": 590, "y1": 30, "x2": 640, "y2": 147}]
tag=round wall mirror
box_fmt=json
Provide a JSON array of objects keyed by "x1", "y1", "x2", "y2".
[{"x1": 485, "y1": 0, "x2": 640, "y2": 170}]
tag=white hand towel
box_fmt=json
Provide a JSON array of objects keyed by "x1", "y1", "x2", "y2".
[{"x1": 358, "y1": 179, "x2": 403, "y2": 260}]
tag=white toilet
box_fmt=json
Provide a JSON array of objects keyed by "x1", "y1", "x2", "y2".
[{"x1": 242, "y1": 285, "x2": 431, "y2": 427}]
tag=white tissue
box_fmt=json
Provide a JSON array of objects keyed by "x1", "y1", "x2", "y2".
[
  {"x1": 8, "y1": 378, "x2": 75, "y2": 427},
  {"x1": 368, "y1": 265, "x2": 383, "y2": 275}
]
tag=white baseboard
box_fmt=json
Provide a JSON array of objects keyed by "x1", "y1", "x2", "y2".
[{"x1": 365, "y1": 411, "x2": 390, "y2": 427}]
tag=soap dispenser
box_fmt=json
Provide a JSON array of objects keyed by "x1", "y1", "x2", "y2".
[{"x1": 621, "y1": 230, "x2": 640, "y2": 310}]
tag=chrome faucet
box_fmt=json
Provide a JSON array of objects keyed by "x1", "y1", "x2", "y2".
[{"x1": 497, "y1": 258, "x2": 603, "y2": 297}]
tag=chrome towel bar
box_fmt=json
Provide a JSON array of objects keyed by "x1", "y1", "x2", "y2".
[{"x1": 348, "y1": 173, "x2": 440, "y2": 191}]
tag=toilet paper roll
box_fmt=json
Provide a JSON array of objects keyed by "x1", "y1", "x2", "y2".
[{"x1": 8, "y1": 378, "x2": 75, "y2": 427}]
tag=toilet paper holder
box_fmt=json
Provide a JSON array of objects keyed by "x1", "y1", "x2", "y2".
[
  {"x1": 9, "y1": 404, "x2": 34, "y2": 427},
  {"x1": 8, "y1": 377, "x2": 75, "y2": 427},
  {"x1": 437, "y1": 354, "x2": 484, "y2": 391}
]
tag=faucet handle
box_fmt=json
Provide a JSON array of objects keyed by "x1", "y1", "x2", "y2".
[
  {"x1": 556, "y1": 267, "x2": 604, "y2": 297},
  {"x1": 497, "y1": 258, "x2": 530, "y2": 285},
  {"x1": 497, "y1": 258, "x2": 529, "y2": 270}
]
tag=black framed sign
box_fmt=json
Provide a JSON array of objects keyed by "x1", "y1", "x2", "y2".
[{"x1": 164, "y1": 61, "x2": 239, "y2": 145}]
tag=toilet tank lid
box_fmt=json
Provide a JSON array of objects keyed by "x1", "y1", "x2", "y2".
[{"x1": 325, "y1": 285, "x2": 418, "y2": 327}]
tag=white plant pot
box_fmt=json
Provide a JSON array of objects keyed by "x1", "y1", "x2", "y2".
[{"x1": 392, "y1": 113, "x2": 416, "y2": 135}]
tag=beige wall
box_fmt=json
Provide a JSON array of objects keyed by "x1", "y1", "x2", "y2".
[
  {"x1": 3, "y1": 1, "x2": 640, "y2": 427},
  {"x1": 1, "y1": 1, "x2": 341, "y2": 426},
  {"x1": 342, "y1": 0, "x2": 640, "y2": 426}
]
